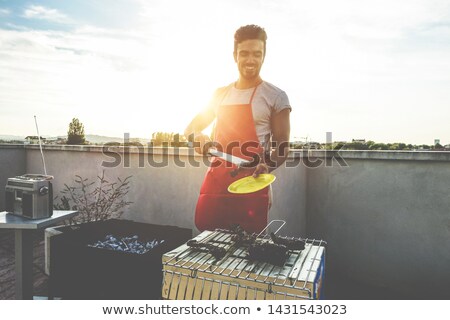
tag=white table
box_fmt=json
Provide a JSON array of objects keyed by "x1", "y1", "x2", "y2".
[{"x1": 0, "y1": 210, "x2": 78, "y2": 299}]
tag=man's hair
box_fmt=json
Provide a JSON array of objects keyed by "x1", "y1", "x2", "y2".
[{"x1": 234, "y1": 24, "x2": 267, "y2": 56}]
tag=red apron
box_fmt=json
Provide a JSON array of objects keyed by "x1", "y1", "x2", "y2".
[{"x1": 195, "y1": 85, "x2": 269, "y2": 233}]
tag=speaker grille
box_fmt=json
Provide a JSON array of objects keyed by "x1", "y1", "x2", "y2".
[
  {"x1": 5, "y1": 191, "x2": 14, "y2": 212},
  {"x1": 22, "y1": 193, "x2": 33, "y2": 218}
]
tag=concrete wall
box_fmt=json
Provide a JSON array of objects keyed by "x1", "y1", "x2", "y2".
[
  {"x1": 24, "y1": 145, "x2": 307, "y2": 237},
  {"x1": 305, "y1": 150, "x2": 450, "y2": 297},
  {"x1": 0, "y1": 145, "x2": 26, "y2": 211},
  {"x1": 1, "y1": 145, "x2": 449, "y2": 297}
]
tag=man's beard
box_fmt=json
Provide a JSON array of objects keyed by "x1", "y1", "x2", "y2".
[{"x1": 240, "y1": 65, "x2": 260, "y2": 80}]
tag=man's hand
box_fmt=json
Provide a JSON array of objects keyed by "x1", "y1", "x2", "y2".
[
  {"x1": 193, "y1": 133, "x2": 212, "y2": 155},
  {"x1": 252, "y1": 163, "x2": 270, "y2": 178}
]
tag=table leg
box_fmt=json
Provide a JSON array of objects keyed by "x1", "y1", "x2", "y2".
[{"x1": 15, "y1": 229, "x2": 34, "y2": 300}]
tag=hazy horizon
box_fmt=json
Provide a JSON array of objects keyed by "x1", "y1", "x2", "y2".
[
  {"x1": 0, "y1": 131, "x2": 445, "y2": 146},
  {"x1": 1, "y1": 0, "x2": 449, "y2": 145}
]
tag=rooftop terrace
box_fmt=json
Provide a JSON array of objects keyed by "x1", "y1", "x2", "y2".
[{"x1": 0, "y1": 144, "x2": 449, "y2": 299}]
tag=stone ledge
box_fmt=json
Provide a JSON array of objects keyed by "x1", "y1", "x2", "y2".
[
  {"x1": 1, "y1": 144, "x2": 449, "y2": 161},
  {"x1": 291, "y1": 149, "x2": 450, "y2": 161}
]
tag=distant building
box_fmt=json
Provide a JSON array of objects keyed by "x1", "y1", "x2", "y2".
[
  {"x1": 25, "y1": 136, "x2": 46, "y2": 144},
  {"x1": 352, "y1": 139, "x2": 366, "y2": 143},
  {"x1": 326, "y1": 132, "x2": 333, "y2": 144}
]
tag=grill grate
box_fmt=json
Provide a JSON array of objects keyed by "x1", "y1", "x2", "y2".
[{"x1": 162, "y1": 227, "x2": 326, "y2": 300}]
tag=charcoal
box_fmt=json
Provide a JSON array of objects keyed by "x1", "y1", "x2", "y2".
[{"x1": 87, "y1": 234, "x2": 164, "y2": 254}]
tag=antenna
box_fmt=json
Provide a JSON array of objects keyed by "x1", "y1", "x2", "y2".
[{"x1": 34, "y1": 115, "x2": 47, "y2": 175}]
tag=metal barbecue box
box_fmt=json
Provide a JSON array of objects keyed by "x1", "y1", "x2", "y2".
[
  {"x1": 162, "y1": 225, "x2": 326, "y2": 300},
  {"x1": 49, "y1": 219, "x2": 192, "y2": 299},
  {"x1": 5, "y1": 174, "x2": 53, "y2": 219}
]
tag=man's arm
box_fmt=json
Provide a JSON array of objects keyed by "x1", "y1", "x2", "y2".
[
  {"x1": 184, "y1": 107, "x2": 216, "y2": 154},
  {"x1": 253, "y1": 108, "x2": 290, "y2": 177}
]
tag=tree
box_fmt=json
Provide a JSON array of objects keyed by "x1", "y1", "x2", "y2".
[
  {"x1": 67, "y1": 118, "x2": 86, "y2": 145},
  {"x1": 433, "y1": 143, "x2": 444, "y2": 150},
  {"x1": 369, "y1": 143, "x2": 389, "y2": 150},
  {"x1": 151, "y1": 132, "x2": 173, "y2": 146},
  {"x1": 150, "y1": 132, "x2": 187, "y2": 147},
  {"x1": 333, "y1": 142, "x2": 346, "y2": 150},
  {"x1": 366, "y1": 140, "x2": 375, "y2": 149}
]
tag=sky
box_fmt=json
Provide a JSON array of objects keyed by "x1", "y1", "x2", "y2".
[{"x1": 0, "y1": 0, "x2": 449, "y2": 145}]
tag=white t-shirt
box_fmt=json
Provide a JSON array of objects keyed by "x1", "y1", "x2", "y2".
[{"x1": 207, "y1": 81, "x2": 291, "y2": 151}]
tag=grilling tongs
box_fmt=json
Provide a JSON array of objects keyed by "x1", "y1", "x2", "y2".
[{"x1": 203, "y1": 142, "x2": 260, "y2": 177}]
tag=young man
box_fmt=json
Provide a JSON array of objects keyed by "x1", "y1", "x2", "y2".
[{"x1": 184, "y1": 24, "x2": 291, "y2": 233}]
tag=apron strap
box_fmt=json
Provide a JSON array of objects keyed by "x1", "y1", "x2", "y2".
[{"x1": 248, "y1": 85, "x2": 259, "y2": 105}]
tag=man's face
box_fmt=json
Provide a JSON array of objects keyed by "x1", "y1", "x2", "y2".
[{"x1": 234, "y1": 39, "x2": 265, "y2": 81}]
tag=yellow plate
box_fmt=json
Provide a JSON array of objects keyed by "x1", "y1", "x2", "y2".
[{"x1": 228, "y1": 174, "x2": 276, "y2": 194}]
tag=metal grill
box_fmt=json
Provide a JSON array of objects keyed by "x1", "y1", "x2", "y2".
[{"x1": 162, "y1": 227, "x2": 326, "y2": 300}]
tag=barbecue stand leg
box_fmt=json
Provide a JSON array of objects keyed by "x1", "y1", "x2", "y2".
[{"x1": 15, "y1": 229, "x2": 34, "y2": 300}]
